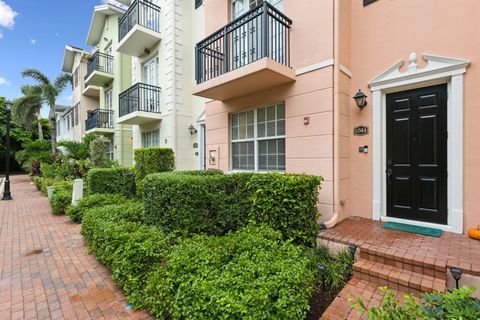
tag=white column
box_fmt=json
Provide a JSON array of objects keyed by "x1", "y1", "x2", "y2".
[
  {"x1": 372, "y1": 90, "x2": 382, "y2": 220},
  {"x1": 449, "y1": 75, "x2": 464, "y2": 233}
]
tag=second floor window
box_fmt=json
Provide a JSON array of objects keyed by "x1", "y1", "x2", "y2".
[
  {"x1": 143, "y1": 56, "x2": 159, "y2": 86},
  {"x1": 232, "y1": 0, "x2": 284, "y2": 20},
  {"x1": 105, "y1": 89, "x2": 113, "y2": 110}
]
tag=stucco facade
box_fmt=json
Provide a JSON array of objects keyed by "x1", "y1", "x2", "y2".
[
  {"x1": 116, "y1": 0, "x2": 207, "y2": 170},
  {"x1": 195, "y1": 0, "x2": 479, "y2": 234}
]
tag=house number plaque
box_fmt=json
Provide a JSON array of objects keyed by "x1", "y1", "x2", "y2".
[{"x1": 353, "y1": 126, "x2": 369, "y2": 136}]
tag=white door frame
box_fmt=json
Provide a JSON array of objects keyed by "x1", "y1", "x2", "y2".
[{"x1": 369, "y1": 53, "x2": 469, "y2": 234}]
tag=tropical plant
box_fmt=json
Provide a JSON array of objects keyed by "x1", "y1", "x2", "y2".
[
  {"x1": 89, "y1": 135, "x2": 114, "y2": 167},
  {"x1": 21, "y1": 68, "x2": 72, "y2": 155},
  {"x1": 12, "y1": 85, "x2": 44, "y2": 140}
]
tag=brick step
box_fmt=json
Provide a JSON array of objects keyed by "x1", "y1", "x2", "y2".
[
  {"x1": 360, "y1": 244, "x2": 447, "y2": 280},
  {"x1": 353, "y1": 259, "x2": 446, "y2": 295}
]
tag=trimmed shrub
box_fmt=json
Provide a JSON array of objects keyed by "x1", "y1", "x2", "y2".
[
  {"x1": 247, "y1": 173, "x2": 322, "y2": 245},
  {"x1": 67, "y1": 193, "x2": 128, "y2": 223},
  {"x1": 81, "y1": 201, "x2": 144, "y2": 266},
  {"x1": 134, "y1": 148, "x2": 175, "y2": 187},
  {"x1": 50, "y1": 189, "x2": 72, "y2": 215},
  {"x1": 354, "y1": 286, "x2": 480, "y2": 320},
  {"x1": 142, "y1": 172, "x2": 252, "y2": 236},
  {"x1": 89, "y1": 135, "x2": 115, "y2": 167},
  {"x1": 49, "y1": 181, "x2": 73, "y2": 215},
  {"x1": 145, "y1": 225, "x2": 316, "y2": 320},
  {"x1": 111, "y1": 225, "x2": 176, "y2": 309},
  {"x1": 142, "y1": 172, "x2": 322, "y2": 245},
  {"x1": 86, "y1": 167, "x2": 135, "y2": 197}
]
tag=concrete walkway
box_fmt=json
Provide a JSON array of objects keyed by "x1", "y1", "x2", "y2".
[{"x1": 0, "y1": 175, "x2": 152, "y2": 320}]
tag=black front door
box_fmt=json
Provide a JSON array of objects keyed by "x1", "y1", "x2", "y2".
[{"x1": 386, "y1": 84, "x2": 448, "y2": 224}]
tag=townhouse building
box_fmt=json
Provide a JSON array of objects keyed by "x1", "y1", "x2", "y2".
[
  {"x1": 58, "y1": 1, "x2": 206, "y2": 169},
  {"x1": 193, "y1": 0, "x2": 479, "y2": 234},
  {"x1": 113, "y1": 0, "x2": 207, "y2": 170}
]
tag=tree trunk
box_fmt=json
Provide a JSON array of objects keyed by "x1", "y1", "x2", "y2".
[
  {"x1": 36, "y1": 113, "x2": 43, "y2": 141},
  {"x1": 49, "y1": 106, "x2": 57, "y2": 155}
]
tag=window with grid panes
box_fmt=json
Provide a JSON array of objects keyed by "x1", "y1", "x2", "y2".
[
  {"x1": 142, "y1": 129, "x2": 160, "y2": 148},
  {"x1": 231, "y1": 103, "x2": 285, "y2": 171}
]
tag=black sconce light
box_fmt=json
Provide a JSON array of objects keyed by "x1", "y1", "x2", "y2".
[
  {"x1": 188, "y1": 124, "x2": 198, "y2": 136},
  {"x1": 144, "y1": 48, "x2": 151, "y2": 55},
  {"x1": 353, "y1": 89, "x2": 368, "y2": 109}
]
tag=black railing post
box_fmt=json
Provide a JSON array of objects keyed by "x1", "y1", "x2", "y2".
[
  {"x1": 223, "y1": 26, "x2": 228, "y2": 74},
  {"x1": 263, "y1": 1, "x2": 269, "y2": 59}
]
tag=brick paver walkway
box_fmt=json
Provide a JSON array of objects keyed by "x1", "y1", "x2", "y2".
[{"x1": 0, "y1": 175, "x2": 152, "y2": 320}]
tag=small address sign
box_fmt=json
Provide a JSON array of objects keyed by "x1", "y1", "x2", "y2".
[{"x1": 353, "y1": 126, "x2": 369, "y2": 136}]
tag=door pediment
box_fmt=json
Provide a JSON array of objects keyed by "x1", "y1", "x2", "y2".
[{"x1": 369, "y1": 53, "x2": 469, "y2": 91}]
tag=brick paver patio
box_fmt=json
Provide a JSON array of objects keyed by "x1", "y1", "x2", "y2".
[{"x1": 0, "y1": 175, "x2": 152, "y2": 320}]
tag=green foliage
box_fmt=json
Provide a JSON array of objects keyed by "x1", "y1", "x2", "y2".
[
  {"x1": 145, "y1": 225, "x2": 316, "y2": 320},
  {"x1": 112, "y1": 225, "x2": 176, "y2": 309},
  {"x1": 49, "y1": 181, "x2": 73, "y2": 215},
  {"x1": 86, "y1": 167, "x2": 135, "y2": 197},
  {"x1": 89, "y1": 135, "x2": 114, "y2": 167},
  {"x1": 50, "y1": 189, "x2": 72, "y2": 215},
  {"x1": 246, "y1": 173, "x2": 322, "y2": 246},
  {"x1": 134, "y1": 148, "x2": 175, "y2": 189},
  {"x1": 353, "y1": 286, "x2": 480, "y2": 320},
  {"x1": 33, "y1": 176, "x2": 60, "y2": 195},
  {"x1": 142, "y1": 172, "x2": 322, "y2": 245},
  {"x1": 58, "y1": 140, "x2": 90, "y2": 160},
  {"x1": 142, "y1": 172, "x2": 251, "y2": 236},
  {"x1": 307, "y1": 245, "x2": 354, "y2": 291},
  {"x1": 14, "y1": 139, "x2": 52, "y2": 174},
  {"x1": 81, "y1": 201, "x2": 145, "y2": 266},
  {"x1": 67, "y1": 193, "x2": 128, "y2": 223}
]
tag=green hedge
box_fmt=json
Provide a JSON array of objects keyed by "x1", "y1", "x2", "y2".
[
  {"x1": 142, "y1": 172, "x2": 322, "y2": 245},
  {"x1": 134, "y1": 148, "x2": 175, "y2": 186},
  {"x1": 86, "y1": 167, "x2": 135, "y2": 197},
  {"x1": 81, "y1": 201, "x2": 144, "y2": 266},
  {"x1": 49, "y1": 181, "x2": 73, "y2": 215},
  {"x1": 145, "y1": 225, "x2": 316, "y2": 319},
  {"x1": 66, "y1": 194, "x2": 128, "y2": 223}
]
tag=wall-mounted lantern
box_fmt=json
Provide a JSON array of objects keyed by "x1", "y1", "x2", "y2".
[
  {"x1": 188, "y1": 124, "x2": 198, "y2": 136},
  {"x1": 353, "y1": 89, "x2": 368, "y2": 109}
]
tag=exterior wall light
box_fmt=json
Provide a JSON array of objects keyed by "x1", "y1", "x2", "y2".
[
  {"x1": 353, "y1": 89, "x2": 368, "y2": 109},
  {"x1": 188, "y1": 124, "x2": 198, "y2": 136}
]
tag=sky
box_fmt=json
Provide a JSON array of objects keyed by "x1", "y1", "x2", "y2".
[{"x1": 0, "y1": 0, "x2": 126, "y2": 117}]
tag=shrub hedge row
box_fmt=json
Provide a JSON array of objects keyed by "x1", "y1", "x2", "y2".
[
  {"x1": 85, "y1": 167, "x2": 135, "y2": 197},
  {"x1": 142, "y1": 172, "x2": 322, "y2": 245},
  {"x1": 66, "y1": 193, "x2": 128, "y2": 223},
  {"x1": 81, "y1": 202, "x2": 320, "y2": 319},
  {"x1": 49, "y1": 180, "x2": 74, "y2": 215}
]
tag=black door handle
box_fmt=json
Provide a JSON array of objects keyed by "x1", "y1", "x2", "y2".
[{"x1": 386, "y1": 168, "x2": 393, "y2": 184}]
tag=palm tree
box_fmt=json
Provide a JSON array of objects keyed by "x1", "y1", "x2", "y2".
[
  {"x1": 21, "y1": 69, "x2": 72, "y2": 155},
  {"x1": 13, "y1": 85, "x2": 44, "y2": 141}
]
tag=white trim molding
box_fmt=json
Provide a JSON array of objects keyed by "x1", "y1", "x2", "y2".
[
  {"x1": 369, "y1": 53, "x2": 469, "y2": 234},
  {"x1": 296, "y1": 59, "x2": 334, "y2": 76},
  {"x1": 340, "y1": 64, "x2": 353, "y2": 78}
]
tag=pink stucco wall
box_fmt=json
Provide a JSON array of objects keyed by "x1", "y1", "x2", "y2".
[
  {"x1": 200, "y1": 0, "x2": 480, "y2": 233},
  {"x1": 347, "y1": 0, "x2": 480, "y2": 232}
]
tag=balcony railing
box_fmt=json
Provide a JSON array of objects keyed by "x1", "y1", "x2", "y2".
[
  {"x1": 119, "y1": 0, "x2": 161, "y2": 41},
  {"x1": 85, "y1": 52, "x2": 114, "y2": 80},
  {"x1": 85, "y1": 109, "x2": 114, "y2": 131},
  {"x1": 195, "y1": 2, "x2": 292, "y2": 84},
  {"x1": 119, "y1": 83, "x2": 161, "y2": 117}
]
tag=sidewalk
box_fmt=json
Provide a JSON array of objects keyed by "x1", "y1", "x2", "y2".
[{"x1": 0, "y1": 175, "x2": 152, "y2": 320}]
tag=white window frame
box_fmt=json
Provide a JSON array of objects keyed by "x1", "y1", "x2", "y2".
[
  {"x1": 230, "y1": 103, "x2": 285, "y2": 172},
  {"x1": 143, "y1": 55, "x2": 159, "y2": 86},
  {"x1": 104, "y1": 89, "x2": 113, "y2": 110},
  {"x1": 142, "y1": 128, "x2": 160, "y2": 148}
]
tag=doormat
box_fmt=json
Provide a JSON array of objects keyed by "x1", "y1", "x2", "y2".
[{"x1": 383, "y1": 222, "x2": 442, "y2": 238}]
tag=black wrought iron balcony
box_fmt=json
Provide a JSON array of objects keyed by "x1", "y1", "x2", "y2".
[
  {"x1": 195, "y1": 2, "x2": 292, "y2": 84},
  {"x1": 119, "y1": 83, "x2": 161, "y2": 118},
  {"x1": 85, "y1": 109, "x2": 114, "y2": 131},
  {"x1": 119, "y1": 0, "x2": 161, "y2": 42},
  {"x1": 85, "y1": 52, "x2": 114, "y2": 80}
]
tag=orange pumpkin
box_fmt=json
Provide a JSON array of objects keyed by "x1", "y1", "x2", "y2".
[{"x1": 467, "y1": 225, "x2": 480, "y2": 240}]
